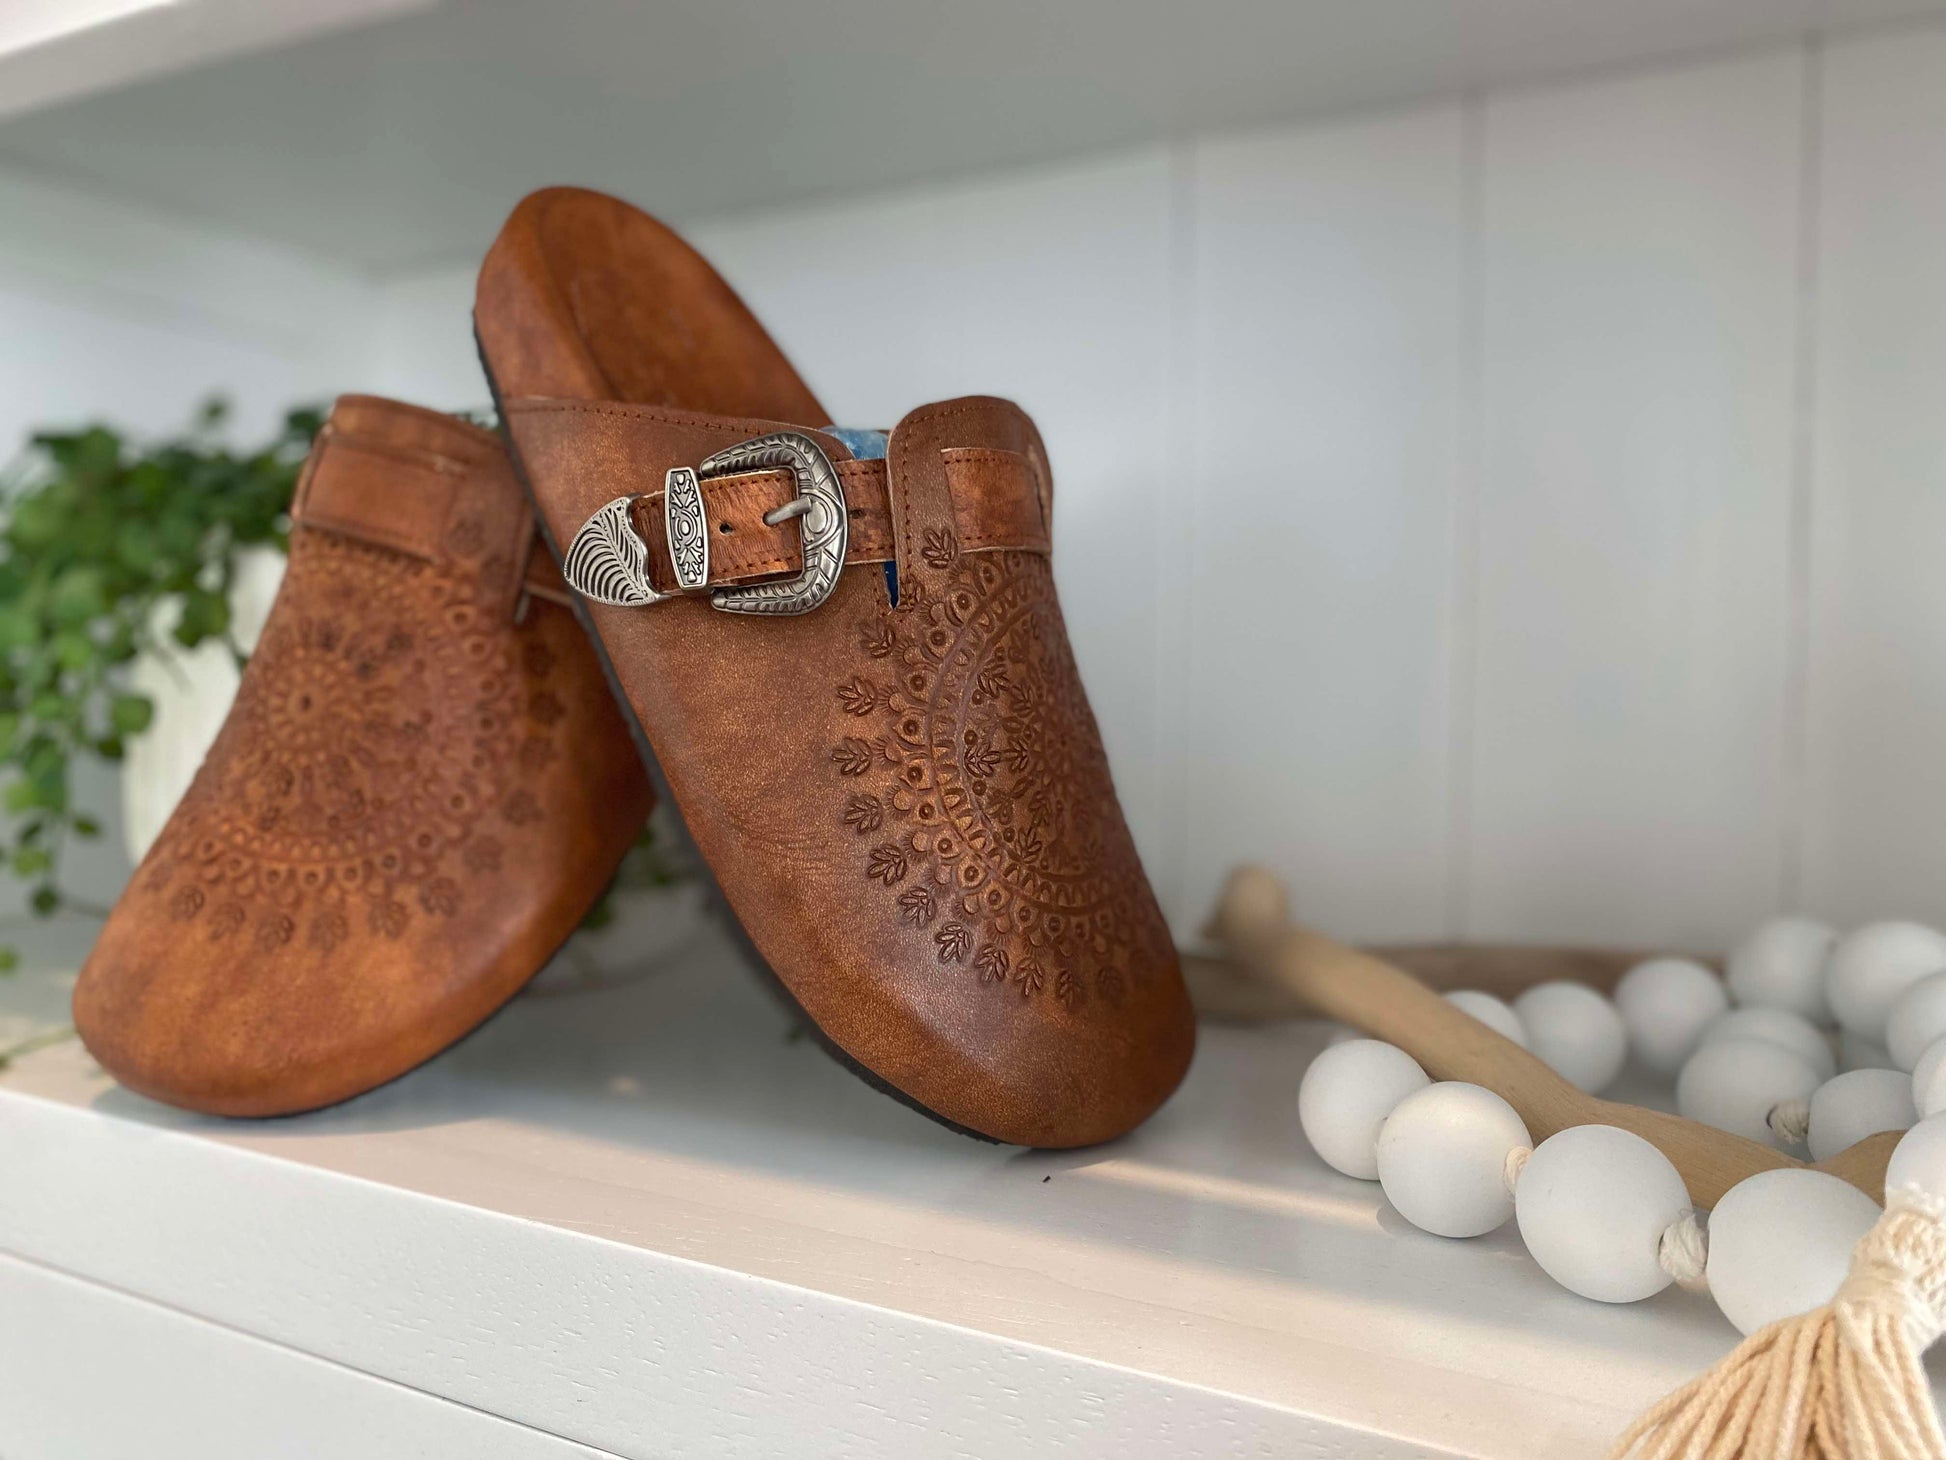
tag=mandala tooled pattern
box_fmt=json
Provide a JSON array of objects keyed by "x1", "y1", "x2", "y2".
[
  {"x1": 142, "y1": 524, "x2": 559, "y2": 952},
  {"x1": 833, "y1": 549, "x2": 1163, "y2": 1012}
]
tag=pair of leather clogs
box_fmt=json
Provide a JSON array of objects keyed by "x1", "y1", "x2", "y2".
[{"x1": 74, "y1": 189, "x2": 1195, "y2": 1148}]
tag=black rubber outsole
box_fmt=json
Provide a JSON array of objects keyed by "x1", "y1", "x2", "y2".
[{"x1": 471, "y1": 324, "x2": 1003, "y2": 1147}]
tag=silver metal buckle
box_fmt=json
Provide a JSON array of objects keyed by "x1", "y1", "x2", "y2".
[{"x1": 560, "y1": 430, "x2": 848, "y2": 617}]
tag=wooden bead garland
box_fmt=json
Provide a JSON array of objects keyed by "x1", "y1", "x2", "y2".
[
  {"x1": 1375, "y1": 1081, "x2": 1530, "y2": 1238},
  {"x1": 1703, "y1": 1005, "x2": 1837, "y2": 1082},
  {"x1": 1703, "y1": 1168, "x2": 1882, "y2": 1336},
  {"x1": 1803, "y1": 1068, "x2": 1919, "y2": 1163},
  {"x1": 1825, "y1": 920, "x2": 1946, "y2": 1039},
  {"x1": 1916, "y1": 1037, "x2": 1946, "y2": 1120},
  {"x1": 1615, "y1": 957, "x2": 1728, "y2": 1075},
  {"x1": 1513, "y1": 980, "x2": 1628, "y2": 1093},
  {"x1": 1297, "y1": 1038, "x2": 1428, "y2": 1180},
  {"x1": 1201, "y1": 865, "x2": 1946, "y2": 1460},
  {"x1": 1891, "y1": 972, "x2": 1946, "y2": 1072},
  {"x1": 1677, "y1": 1037, "x2": 1822, "y2": 1143},
  {"x1": 1724, "y1": 916, "x2": 1837, "y2": 1023},
  {"x1": 1443, "y1": 988, "x2": 1528, "y2": 1048},
  {"x1": 1514, "y1": 1125, "x2": 1694, "y2": 1303}
]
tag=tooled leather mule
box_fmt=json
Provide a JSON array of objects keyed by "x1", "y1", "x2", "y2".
[
  {"x1": 73, "y1": 396, "x2": 654, "y2": 1116},
  {"x1": 475, "y1": 187, "x2": 1194, "y2": 1147}
]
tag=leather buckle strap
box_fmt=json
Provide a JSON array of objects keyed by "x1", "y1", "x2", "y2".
[
  {"x1": 563, "y1": 430, "x2": 849, "y2": 615},
  {"x1": 558, "y1": 434, "x2": 1049, "y2": 613}
]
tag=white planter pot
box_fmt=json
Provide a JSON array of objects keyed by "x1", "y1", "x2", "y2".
[{"x1": 120, "y1": 545, "x2": 286, "y2": 866}]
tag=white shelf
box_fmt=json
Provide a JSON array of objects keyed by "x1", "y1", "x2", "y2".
[
  {"x1": 0, "y1": 0, "x2": 429, "y2": 124},
  {"x1": 5, "y1": 0, "x2": 1946, "y2": 273},
  {"x1": 0, "y1": 919, "x2": 1813, "y2": 1460}
]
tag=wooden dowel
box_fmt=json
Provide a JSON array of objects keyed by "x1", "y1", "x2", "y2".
[{"x1": 1202, "y1": 865, "x2": 1893, "y2": 1207}]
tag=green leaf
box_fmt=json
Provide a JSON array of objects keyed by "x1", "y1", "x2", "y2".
[
  {"x1": 67, "y1": 427, "x2": 121, "y2": 482},
  {"x1": 49, "y1": 567, "x2": 107, "y2": 626},
  {"x1": 0, "y1": 395, "x2": 322, "y2": 924},
  {"x1": 0, "y1": 947, "x2": 18, "y2": 974},
  {"x1": 109, "y1": 694, "x2": 153, "y2": 735},
  {"x1": 114, "y1": 521, "x2": 161, "y2": 574},
  {"x1": 173, "y1": 589, "x2": 229, "y2": 647},
  {"x1": 9, "y1": 496, "x2": 66, "y2": 550},
  {"x1": 23, "y1": 733, "x2": 60, "y2": 771},
  {"x1": 52, "y1": 630, "x2": 93, "y2": 671},
  {"x1": 0, "y1": 608, "x2": 39, "y2": 653}
]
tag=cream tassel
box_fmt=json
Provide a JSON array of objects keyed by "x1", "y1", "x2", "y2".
[{"x1": 1612, "y1": 1188, "x2": 1946, "y2": 1460}]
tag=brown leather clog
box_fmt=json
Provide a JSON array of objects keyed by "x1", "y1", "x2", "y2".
[
  {"x1": 73, "y1": 396, "x2": 654, "y2": 1116},
  {"x1": 475, "y1": 187, "x2": 1194, "y2": 1147}
]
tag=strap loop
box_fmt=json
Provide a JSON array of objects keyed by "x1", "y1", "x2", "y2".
[
  {"x1": 623, "y1": 449, "x2": 1046, "y2": 597},
  {"x1": 291, "y1": 411, "x2": 559, "y2": 620}
]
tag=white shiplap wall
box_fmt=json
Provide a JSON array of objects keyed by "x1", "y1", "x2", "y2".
[
  {"x1": 13, "y1": 23, "x2": 1946, "y2": 950},
  {"x1": 1181, "y1": 107, "x2": 1468, "y2": 944},
  {"x1": 1803, "y1": 25, "x2": 1946, "y2": 929},
  {"x1": 1466, "y1": 51, "x2": 1806, "y2": 948}
]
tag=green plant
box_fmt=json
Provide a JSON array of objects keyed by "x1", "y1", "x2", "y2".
[{"x1": 0, "y1": 398, "x2": 322, "y2": 963}]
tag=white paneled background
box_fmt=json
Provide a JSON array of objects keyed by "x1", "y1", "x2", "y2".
[{"x1": 5, "y1": 25, "x2": 1946, "y2": 950}]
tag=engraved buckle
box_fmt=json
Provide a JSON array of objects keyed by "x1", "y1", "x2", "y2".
[{"x1": 560, "y1": 430, "x2": 848, "y2": 617}]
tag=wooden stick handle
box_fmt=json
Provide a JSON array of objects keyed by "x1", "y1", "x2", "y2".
[
  {"x1": 1266, "y1": 922, "x2": 1589, "y2": 1121},
  {"x1": 1203, "y1": 865, "x2": 1892, "y2": 1206}
]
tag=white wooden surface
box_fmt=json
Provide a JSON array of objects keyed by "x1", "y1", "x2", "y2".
[
  {"x1": 0, "y1": 1252, "x2": 616, "y2": 1460},
  {"x1": 0, "y1": 931, "x2": 1775, "y2": 1460},
  {"x1": 6, "y1": 25, "x2": 1946, "y2": 951}
]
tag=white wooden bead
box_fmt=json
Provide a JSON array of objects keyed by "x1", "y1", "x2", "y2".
[
  {"x1": 1914, "y1": 1038, "x2": 1946, "y2": 1119},
  {"x1": 1725, "y1": 916, "x2": 1837, "y2": 1023},
  {"x1": 1824, "y1": 920, "x2": 1946, "y2": 1039},
  {"x1": 1613, "y1": 958, "x2": 1729, "y2": 1075},
  {"x1": 1887, "y1": 971, "x2": 1946, "y2": 1072},
  {"x1": 1701, "y1": 1006, "x2": 1836, "y2": 1082},
  {"x1": 1513, "y1": 1125, "x2": 1690, "y2": 1303},
  {"x1": 1376, "y1": 1082, "x2": 1530, "y2": 1239},
  {"x1": 1886, "y1": 1113, "x2": 1946, "y2": 1202},
  {"x1": 1676, "y1": 1038, "x2": 1822, "y2": 1144},
  {"x1": 1706, "y1": 1169, "x2": 1882, "y2": 1336},
  {"x1": 1443, "y1": 990, "x2": 1528, "y2": 1049},
  {"x1": 1512, "y1": 982, "x2": 1627, "y2": 1093},
  {"x1": 1297, "y1": 1039, "x2": 1430, "y2": 1180},
  {"x1": 1805, "y1": 1068, "x2": 1916, "y2": 1161}
]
